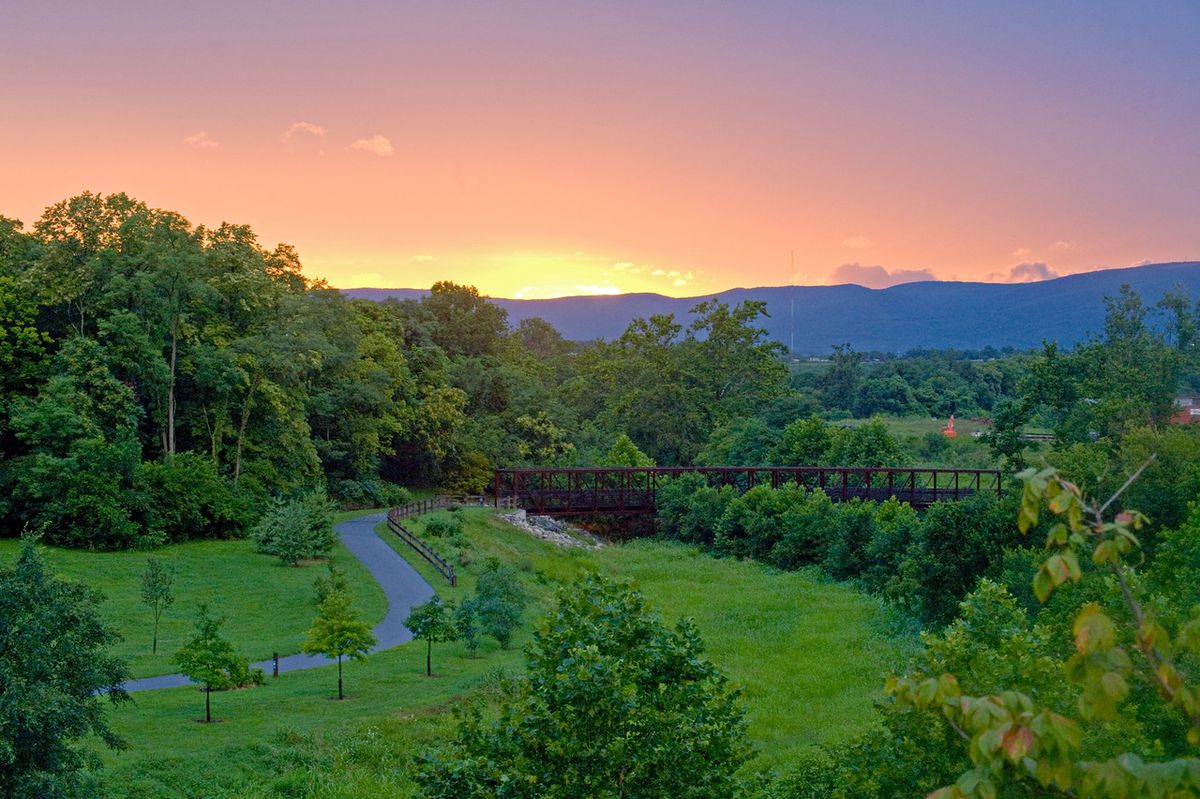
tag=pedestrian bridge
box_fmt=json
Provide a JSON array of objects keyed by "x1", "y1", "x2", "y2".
[{"x1": 493, "y1": 466, "x2": 1002, "y2": 516}]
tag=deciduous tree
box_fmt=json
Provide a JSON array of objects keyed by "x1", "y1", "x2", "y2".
[
  {"x1": 140, "y1": 557, "x2": 175, "y2": 654},
  {"x1": 0, "y1": 538, "x2": 130, "y2": 798},
  {"x1": 302, "y1": 578, "x2": 376, "y2": 699},
  {"x1": 418, "y1": 573, "x2": 752, "y2": 799}
]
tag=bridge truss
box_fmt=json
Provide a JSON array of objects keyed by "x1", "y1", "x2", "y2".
[{"x1": 493, "y1": 466, "x2": 1003, "y2": 516}]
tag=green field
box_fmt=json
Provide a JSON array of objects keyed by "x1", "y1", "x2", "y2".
[
  {"x1": 90, "y1": 508, "x2": 912, "y2": 795},
  {"x1": 0, "y1": 512, "x2": 386, "y2": 680}
]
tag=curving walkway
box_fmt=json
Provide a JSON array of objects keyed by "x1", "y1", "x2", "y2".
[{"x1": 122, "y1": 512, "x2": 436, "y2": 693}]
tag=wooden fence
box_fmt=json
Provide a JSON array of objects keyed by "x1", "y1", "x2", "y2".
[{"x1": 385, "y1": 495, "x2": 518, "y2": 586}]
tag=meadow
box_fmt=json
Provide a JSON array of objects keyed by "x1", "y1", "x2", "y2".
[
  {"x1": 69, "y1": 508, "x2": 914, "y2": 795},
  {"x1": 0, "y1": 514, "x2": 385, "y2": 679}
]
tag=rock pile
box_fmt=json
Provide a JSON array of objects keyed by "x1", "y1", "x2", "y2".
[{"x1": 500, "y1": 509, "x2": 602, "y2": 549}]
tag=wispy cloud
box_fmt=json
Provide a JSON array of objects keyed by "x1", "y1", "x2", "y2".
[
  {"x1": 183, "y1": 131, "x2": 218, "y2": 149},
  {"x1": 986, "y1": 261, "x2": 1061, "y2": 283},
  {"x1": 1011, "y1": 247, "x2": 1032, "y2": 259},
  {"x1": 1050, "y1": 240, "x2": 1074, "y2": 252},
  {"x1": 829, "y1": 262, "x2": 936, "y2": 289},
  {"x1": 410, "y1": 254, "x2": 434, "y2": 262},
  {"x1": 841, "y1": 235, "x2": 872, "y2": 249},
  {"x1": 349, "y1": 134, "x2": 394, "y2": 157},
  {"x1": 574, "y1": 283, "x2": 621, "y2": 295},
  {"x1": 280, "y1": 121, "x2": 326, "y2": 147}
]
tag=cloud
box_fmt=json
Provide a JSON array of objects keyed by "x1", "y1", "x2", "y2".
[
  {"x1": 280, "y1": 121, "x2": 326, "y2": 146},
  {"x1": 1011, "y1": 247, "x2": 1032, "y2": 259},
  {"x1": 349, "y1": 134, "x2": 394, "y2": 157},
  {"x1": 841, "y1": 235, "x2": 873, "y2": 249},
  {"x1": 1050, "y1": 240, "x2": 1074, "y2": 252},
  {"x1": 828, "y1": 262, "x2": 936, "y2": 289},
  {"x1": 574, "y1": 283, "x2": 621, "y2": 295},
  {"x1": 183, "y1": 131, "x2": 218, "y2": 149},
  {"x1": 612, "y1": 261, "x2": 646, "y2": 274},
  {"x1": 990, "y1": 261, "x2": 1061, "y2": 283},
  {"x1": 410, "y1": 254, "x2": 434, "y2": 262}
]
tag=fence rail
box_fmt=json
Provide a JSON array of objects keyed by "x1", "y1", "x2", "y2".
[
  {"x1": 493, "y1": 466, "x2": 1003, "y2": 515},
  {"x1": 385, "y1": 495, "x2": 519, "y2": 585}
]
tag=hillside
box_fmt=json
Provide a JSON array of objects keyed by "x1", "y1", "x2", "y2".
[{"x1": 344, "y1": 261, "x2": 1200, "y2": 353}]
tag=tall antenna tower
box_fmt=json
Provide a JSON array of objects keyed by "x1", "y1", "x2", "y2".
[{"x1": 789, "y1": 250, "x2": 795, "y2": 356}]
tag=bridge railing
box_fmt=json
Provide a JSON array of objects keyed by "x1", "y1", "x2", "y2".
[{"x1": 493, "y1": 466, "x2": 1002, "y2": 514}]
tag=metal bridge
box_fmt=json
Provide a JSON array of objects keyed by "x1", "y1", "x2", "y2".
[{"x1": 493, "y1": 466, "x2": 1002, "y2": 516}]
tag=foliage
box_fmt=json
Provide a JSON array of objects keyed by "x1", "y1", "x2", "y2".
[
  {"x1": 454, "y1": 599, "x2": 482, "y2": 657},
  {"x1": 423, "y1": 511, "x2": 464, "y2": 539},
  {"x1": 404, "y1": 596, "x2": 456, "y2": 677},
  {"x1": 249, "y1": 492, "x2": 337, "y2": 566},
  {"x1": 174, "y1": 603, "x2": 262, "y2": 722},
  {"x1": 597, "y1": 432, "x2": 655, "y2": 467},
  {"x1": 134, "y1": 453, "x2": 248, "y2": 542},
  {"x1": 139, "y1": 557, "x2": 175, "y2": 655},
  {"x1": 302, "y1": 574, "x2": 377, "y2": 700},
  {"x1": 472, "y1": 560, "x2": 528, "y2": 650},
  {"x1": 0, "y1": 538, "x2": 130, "y2": 798},
  {"x1": 417, "y1": 573, "x2": 753, "y2": 799},
  {"x1": 886, "y1": 466, "x2": 1200, "y2": 798},
  {"x1": 658, "y1": 476, "x2": 1015, "y2": 625}
]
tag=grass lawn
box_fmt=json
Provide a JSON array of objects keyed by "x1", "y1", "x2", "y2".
[
  {"x1": 0, "y1": 510, "x2": 386, "y2": 679},
  {"x1": 95, "y1": 508, "x2": 915, "y2": 794}
]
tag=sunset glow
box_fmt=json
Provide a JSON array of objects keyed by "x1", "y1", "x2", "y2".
[{"x1": 3, "y1": 2, "x2": 1198, "y2": 297}]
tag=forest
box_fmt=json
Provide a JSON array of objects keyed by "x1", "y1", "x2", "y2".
[{"x1": 4, "y1": 193, "x2": 1200, "y2": 798}]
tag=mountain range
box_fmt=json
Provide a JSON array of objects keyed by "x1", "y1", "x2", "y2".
[{"x1": 343, "y1": 261, "x2": 1200, "y2": 354}]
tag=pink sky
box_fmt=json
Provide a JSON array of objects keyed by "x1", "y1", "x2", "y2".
[{"x1": 2, "y1": 2, "x2": 1198, "y2": 298}]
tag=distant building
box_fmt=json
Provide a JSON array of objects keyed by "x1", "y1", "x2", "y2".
[{"x1": 1171, "y1": 397, "x2": 1200, "y2": 424}]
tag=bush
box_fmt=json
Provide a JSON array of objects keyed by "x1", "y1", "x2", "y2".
[
  {"x1": 820, "y1": 499, "x2": 879, "y2": 580},
  {"x1": 135, "y1": 453, "x2": 249, "y2": 542},
  {"x1": 894, "y1": 492, "x2": 1018, "y2": 626},
  {"x1": 331, "y1": 476, "x2": 412, "y2": 509},
  {"x1": 768, "y1": 488, "x2": 839, "y2": 570},
  {"x1": 423, "y1": 512, "x2": 464, "y2": 538},
  {"x1": 714, "y1": 484, "x2": 804, "y2": 561},
  {"x1": 250, "y1": 492, "x2": 337, "y2": 566}
]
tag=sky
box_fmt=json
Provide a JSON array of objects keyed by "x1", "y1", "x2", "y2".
[{"x1": 2, "y1": 1, "x2": 1199, "y2": 298}]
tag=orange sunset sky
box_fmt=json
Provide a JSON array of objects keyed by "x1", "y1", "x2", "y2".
[{"x1": 2, "y1": 2, "x2": 1198, "y2": 299}]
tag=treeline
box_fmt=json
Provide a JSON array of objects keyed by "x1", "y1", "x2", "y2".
[
  {"x1": 5, "y1": 192, "x2": 1200, "y2": 551},
  {"x1": 0, "y1": 193, "x2": 790, "y2": 548}
]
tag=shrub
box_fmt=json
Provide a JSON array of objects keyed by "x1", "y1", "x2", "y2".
[
  {"x1": 714, "y1": 484, "x2": 805, "y2": 561},
  {"x1": 820, "y1": 499, "x2": 879, "y2": 580},
  {"x1": 768, "y1": 488, "x2": 839, "y2": 570},
  {"x1": 423, "y1": 512, "x2": 464, "y2": 538},
  {"x1": 895, "y1": 492, "x2": 1019, "y2": 626},
  {"x1": 135, "y1": 453, "x2": 248, "y2": 542},
  {"x1": 331, "y1": 476, "x2": 412, "y2": 509},
  {"x1": 250, "y1": 492, "x2": 337, "y2": 566}
]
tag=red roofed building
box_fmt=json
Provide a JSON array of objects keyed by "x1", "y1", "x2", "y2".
[{"x1": 1171, "y1": 397, "x2": 1200, "y2": 425}]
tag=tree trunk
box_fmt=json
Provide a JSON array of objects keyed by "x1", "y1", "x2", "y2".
[
  {"x1": 152, "y1": 613, "x2": 159, "y2": 654},
  {"x1": 205, "y1": 685, "x2": 211, "y2": 723},
  {"x1": 426, "y1": 638, "x2": 432, "y2": 677},
  {"x1": 337, "y1": 654, "x2": 343, "y2": 700},
  {"x1": 167, "y1": 318, "x2": 178, "y2": 458},
  {"x1": 233, "y1": 381, "x2": 256, "y2": 484}
]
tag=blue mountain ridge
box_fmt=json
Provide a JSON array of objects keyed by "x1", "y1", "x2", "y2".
[{"x1": 342, "y1": 261, "x2": 1200, "y2": 354}]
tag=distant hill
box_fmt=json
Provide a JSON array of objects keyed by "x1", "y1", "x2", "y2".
[{"x1": 343, "y1": 261, "x2": 1200, "y2": 354}]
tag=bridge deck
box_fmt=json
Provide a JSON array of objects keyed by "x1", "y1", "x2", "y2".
[{"x1": 494, "y1": 466, "x2": 1002, "y2": 516}]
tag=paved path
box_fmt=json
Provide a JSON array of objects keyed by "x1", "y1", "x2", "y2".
[{"x1": 122, "y1": 512, "x2": 435, "y2": 693}]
